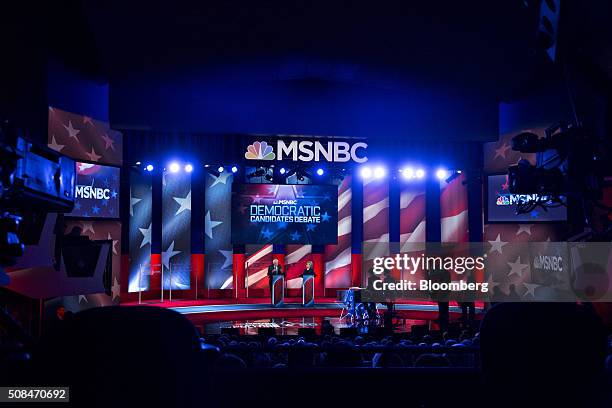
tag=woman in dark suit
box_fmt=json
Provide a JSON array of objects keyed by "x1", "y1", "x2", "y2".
[{"x1": 302, "y1": 260, "x2": 315, "y2": 277}]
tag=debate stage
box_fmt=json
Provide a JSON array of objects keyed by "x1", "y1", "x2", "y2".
[{"x1": 122, "y1": 297, "x2": 483, "y2": 335}]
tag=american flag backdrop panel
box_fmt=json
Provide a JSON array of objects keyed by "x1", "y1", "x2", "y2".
[
  {"x1": 64, "y1": 220, "x2": 121, "y2": 305},
  {"x1": 482, "y1": 128, "x2": 570, "y2": 298},
  {"x1": 399, "y1": 182, "x2": 426, "y2": 282},
  {"x1": 47, "y1": 106, "x2": 123, "y2": 165},
  {"x1": 325, "y1": 175, "x2": 352, "y2": 288},
  {"x1": 440, "y1": 173, "x2": 469, "y2": 243},
  {"x1": 204, "y1": 172, "x2": 234, "y2": 289},
  {"x1": 128, "y1": 171, "x2": 152, "y2": 292},
  {"x1": 245, "y1": 244, "x2": 273, "y2": 289},
  {"x1": 162, "y1": 171, "x2": 191, "y2": 290},
  {"x1": 363, "y1": 178, "x2": 389, "y2": 266},
  {"x1": 483, "y1": 223, "x2": 568, "y2": 298},
  {"x1": 285, "y1": 244, "x2": 312, "y2": 289},
  {"x1": 400, "y1": 182, "x2": 426, "y2": 246}
]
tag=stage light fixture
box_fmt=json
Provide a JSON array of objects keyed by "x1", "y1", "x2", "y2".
[
  {"x1": 145, "y1": 164, "x2": 154, "y2": 172},
  {"x1": 374, "y1": 166, "x2": 386, "y2": 179},
  {"x1": 218, "y1": 166, "x2": 224, "y2": 173},
  {"x1": 402, "y1": 167, "x2": 415, "y2": 179},
  {"x1": 436, "y1": 168, "x2": 448, "y2": 180},
  {"x1": 316, "y1": 168, "x2": 324, "y2": 176},
  {"x1": 416, "y1": 168, "x2": 425, "y2": 179},
  {"x1": 169, "y1": 162, "x2": 180, "y2": 173},
  {"x1": 360, "y1": 166, "x2": 372, "y2": 179},
  {"x1": 231, "y1": 166, "x2": 238, "y2": 173},
  {"x1": 185, "y1": 164, "x2": 193, "y2": 173},
  {"x1": 135, "y1": 161, "x2": 141, "y2": 165},
  {"x1": 279, "y1": 168, "x2": 286, "y2": 175}
]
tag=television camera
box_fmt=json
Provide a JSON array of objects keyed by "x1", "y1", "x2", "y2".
[
  {"x1": 0, "y1": 119, "x2": 76, "y2": 283},
  {"x1": 507, "y1": 122, "x2": 611, "y2": 237}
]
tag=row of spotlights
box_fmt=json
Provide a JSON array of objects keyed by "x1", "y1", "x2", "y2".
[
  {"x1": 360, "y1": 166, "x2": 386, "y2": 179},
  {"x1": 143, "y1": 163, "x2": 455, "y2": 180},
  {"x1": 360, "y1": 166, "x2": 459, "y2": 180}
]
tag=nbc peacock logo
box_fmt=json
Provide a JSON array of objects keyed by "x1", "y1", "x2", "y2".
[{"x1": 245, "y1": 141, "x2": 276, "y2": 160}]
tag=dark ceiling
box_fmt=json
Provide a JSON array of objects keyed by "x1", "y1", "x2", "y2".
[
  {"x1": 80, "y1": 0, "x2": 542, "y2": 97},
  {"x1": 3, "y1": 1, "x2": 612, "y2": 138}
]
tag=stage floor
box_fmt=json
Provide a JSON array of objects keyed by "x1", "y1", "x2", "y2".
[{"x1": 122, "y1": 298, "x2": 483, "y2": 333}]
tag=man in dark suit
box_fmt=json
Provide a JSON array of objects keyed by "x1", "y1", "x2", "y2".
[{"x1": 267, "y1": 258, "x2": 283, "y2": 298}]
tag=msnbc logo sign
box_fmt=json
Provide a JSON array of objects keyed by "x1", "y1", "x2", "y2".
[{"x1": 245, "y1": 140, "x2": 368, "y2": 163}]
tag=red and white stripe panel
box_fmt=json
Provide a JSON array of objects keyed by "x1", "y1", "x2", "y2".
[
  {"x1": 285, "y1": 244, "x2": 312, "y2": 288},
  {"x1": 244, "y1": 245, "x2": 273, "y2": 289},
  {"x1": 362, "y1": 178, "x2": 389, "y2": 262},
  {"x1": 325, "y1": 176, "x2": 352, "y2": 288},
  {"x1": 399, "y1": 183, "x2": 427, "y2": 281},
  {"x1": 400, "y1": 183, "x2": 426, "y2": 251},
  {"x1": 440, "y1": 173, "x2": 469, "y2": 243}
]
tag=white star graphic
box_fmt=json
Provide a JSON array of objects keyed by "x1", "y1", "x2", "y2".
[
  {"x1": 138, "y1": 223, "x2": 152, "y2": 248},
  {"x1": 101, "y1": 133, "x2": 115, "y2": 150},
  {"x1": 209, "y1": 171, "x2": 232, "y2": 187},
  {"x1": 83, "y1": 116, "x2": 94, "y2": 125},
  {"x1": 219, "y1": 249, "x2": 233, "y2": 270},
  {"x1": 78, "y1": 295, "x2": 88, "y2": 303},
  {"x1": 523, "y1": 282, "x2": 539, "y2": 298},
  {"x1": 488, "y1": 234, "x2": 508, "y2": 254},
  {"x1": 516, "y1": 224, "x2": 532, "y2": 236},
  {"x1": 162, "y1": 241, "x2": 181, "y2": 269},
  {"x1": 86, "y1": 146, "x2": 101, "y2": 162},
  {"x1": 205, "y1": 211, "x2": 222, "y2": 239},
  {"x1": 63, "y1": 120, "x2": 80, "y2": 141},
  {"x1": 494, "y1": 143, "x2": 511, "y2": 159},
  {"x1": 507, "y1": 256, "x2": 528, "y2": 277},
  {"x1": 173, "y1": 191, "x2": 191, "y2": 215},
  {"x1": 82, "y1": 222, "x2": 95, "y2": 235},
  {"x1": 107, "y1": 233, "x2": 118, "y2": 255},
  {"x1": 130, "y1": 192, "x2": 142, "y2": 216},
  {"x1": 111, "y1": 277, "x2": 120, "y2": 300},
  {"x1": 48, "y1": 135, "x2": 65, "y2": 152}
]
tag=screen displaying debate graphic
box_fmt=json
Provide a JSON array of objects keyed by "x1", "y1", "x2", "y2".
[
  {"x1": 487, "y1": 174, "x2": 566, "y2": 222},
  {"x1": 231, "y1": 184, "x2": 338, "y2": 245},
  {"x1": 66, "y1": 162, "x2": 120, "y2": 218}
]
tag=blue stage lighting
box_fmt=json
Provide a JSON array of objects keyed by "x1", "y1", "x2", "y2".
[
  {"x1": 145, "y1": 164, "x2": 154, "y2": 172},
  {"x1": 360, "y1": 166, "x2": 372, "y2": 179},
  {"x1": 279, "y1": 168, "x2": 286, "y2": 175},
  {"x1": 184, "y1": 164, "x2": 193, "y2": 173},
  {"x1": 231, "y1": 166, "x2": 238, "y2": 173},
  {"x1": 135, "y1": 161, "x2": 141, "y2": 166},
  {"x1": 316, "y1": 168, "x2": 324, "y2": 176},
  {"x1": 401, "y1": 167, "x2": 415, "y2": 179},
  {"x1": 218, "y1": 166, "x2": 224, "y2": 173},
  {"x1": 169, "y1": 162, "x2": 180, "y2": 173},
  {"x1": 374, "y1": 166, "x2": 386, "y2": 179},
  {"x1": 436, "y1": 168, "x2": 448, "y2": 180},
  {"x1": 416, "y1": 168, "x2": 425, "y2": 179}
]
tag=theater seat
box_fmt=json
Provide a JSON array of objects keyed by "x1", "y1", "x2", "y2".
[{"x1": 35, "y1": 306, "x2": 206, "y2": 407}]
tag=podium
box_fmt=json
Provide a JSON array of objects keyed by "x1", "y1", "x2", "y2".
[
  {"x1": 302, "y1": 274, "x2": 315, "y2": 307},
  {"x1": 271, "y1": 274, "x2": 285, "y2": 307}
]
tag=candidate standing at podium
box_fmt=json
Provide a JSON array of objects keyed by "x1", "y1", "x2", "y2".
[
  {"x1": 302, "y1": 260, "x2": 315, "y2": 278},
  {"x1": 267, "y1": 258, "x2": 284, "y2": 294}
]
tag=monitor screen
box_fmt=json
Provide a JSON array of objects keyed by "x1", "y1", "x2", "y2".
[
  {"x1": 231, "y1": 184, "x2": 338, "y2": 245},
  {"x1": 486, "y1": 174, "x2": 566, "y2": 222},
  {"x1": 66, "y1": 162, "x2": 120, "y2": 218}
]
